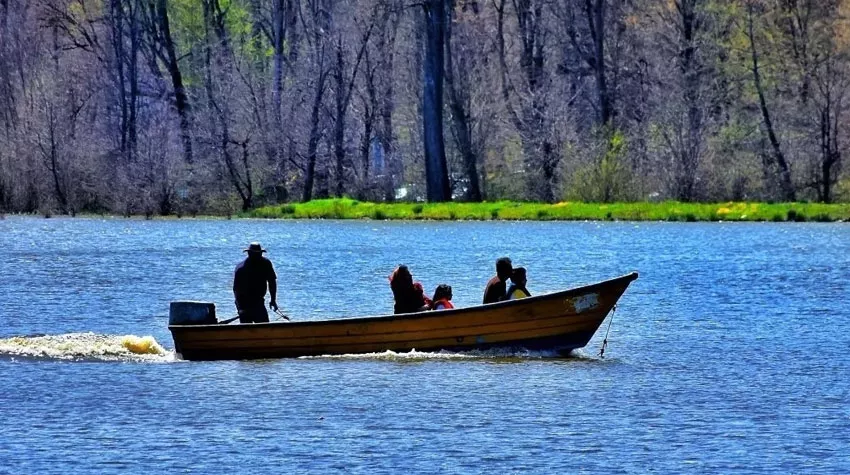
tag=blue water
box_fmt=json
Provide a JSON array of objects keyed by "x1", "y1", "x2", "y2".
[{"x1": 1, "y1": 217, "x2": 849, "y2": 473}]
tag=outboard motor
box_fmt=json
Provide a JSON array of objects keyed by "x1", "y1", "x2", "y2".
[{"x1": 169, "y1": 301, "x2": 217, "y2": 325}]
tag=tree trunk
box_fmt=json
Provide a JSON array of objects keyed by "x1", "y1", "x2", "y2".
[
  {"x1": 44, "y1": 104, "x2": 68, "y2": 214},
  {"x1": 0, "y1": 0, "x2": 15, "y2": 129},
  {"x1": 422, "y1": 0, "x2": 451, "y2": 202},
  {"x1": 239, "y1": 141, "x2": 254, "y2": 211},
  {"x1": 677, "y1": 0, "x2": 701, "y2": 201},
  {"x1": 334, "y1": 37, "x2": 346, "y2": 197},
  {"x1": 272, "y1": 0, "x2": 284, "y2": 168},
  {"x1": 110, "y1": 0, "x2": 128, "y2": 158},
  {"x1": 303, "y1": 72, "x2": 326, "y2": 202},
  {"x1": 360, "y1": 100, "x2": 373, "y2": 184},
  {"x1": 127, "y1": 1, "x2": 139, "y2": 161},
  {"x1": 444, "y1": 1, "x2": 481, "y2": 202},
  {"x1": 156, "y1": 0, "x2": 193, "y2": 164},
  {"x1": 221, "y1": 137, "x2": 250, "y2": 210},
  {"x1": 285, "y1": 0, "x2": 300, "y2": 64},
  {"x1": 820, "y1": 104, "x2": 839, "y2": 203},
  {"x1": 590, "y1": 0, "x2": 611, "y2": 126},
  {"x1": 747, "y1": 5, "x2": 795, "y2": 201},
  {"x1": 330, "y1": 25, "x2": 372, "y2": 198},
  {"x1": 378, "y1": 5, "x2": 400, "y2": 201}
]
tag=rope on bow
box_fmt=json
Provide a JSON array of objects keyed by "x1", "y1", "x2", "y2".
[{"x1": 598, "y1": 305, "x2": 617, "y2": 358}]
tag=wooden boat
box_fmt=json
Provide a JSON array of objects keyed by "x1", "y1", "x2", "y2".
[{"x1": 169, "y1": 272, "x2": 638, "y2": 361}]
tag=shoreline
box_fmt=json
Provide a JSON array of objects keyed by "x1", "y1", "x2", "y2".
[
  {"x1": 4, "y1": 199, "x2": 850, "y2": 222},
  {"x1": 248, "y1": 199, "x2": 850, "y2": 223}
]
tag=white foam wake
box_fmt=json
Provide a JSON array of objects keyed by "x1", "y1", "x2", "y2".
[
  {"x1": 299, "y1": 347, "x2": 570, "y2": 360},
  {"x1": 0, "y1": 332, "x2": 175, "y2": 362}
]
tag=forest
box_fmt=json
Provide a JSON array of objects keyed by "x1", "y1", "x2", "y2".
[{"x1": 0, "y1": 0, "x2": 848, "y2": 216}]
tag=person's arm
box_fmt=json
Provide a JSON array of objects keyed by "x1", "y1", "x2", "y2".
[
  {"x1": 268, "y1": 260, "x2": 279, "y2": 311},
  {"x1": 483, "y1": 279, "x2": 494, "y2": 304},
  {"x1": 269, "y1": 278, "x2": 278, "y2": 311}
]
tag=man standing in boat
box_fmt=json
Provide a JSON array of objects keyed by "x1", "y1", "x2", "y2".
[{"x1": 233, "y1": 242, "x2": 278, "y2": 323}]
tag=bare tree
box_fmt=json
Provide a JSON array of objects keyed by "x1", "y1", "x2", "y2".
[
  {"x1": 746, "y1": 2, "x2": 796, "y2": 201},
  {"x1": 559, "y1": 0, "x2": 612, "y2": 126},
  {"x1": 497, "y1": 0, "x2": 560, "y2": 201},
  {"x1": 331, "y1": 14, "x2": 374, "y2": 197},
  {"x1": 109, "y1": 0, "x2": 142, "y2": 162},
  {"x1": 143, "y1": 0, "x2": 193, "y2": 164},
  {"x1": 444, "y1": 0, "x2": 482, "y2": 201},
  {"x1": 0, "y1": 0, "x2": 16, "y2": 210},
  {"x1": 376, "y1": 0, "x2": 402, "y2": 200},
  {"x1": 301, "y1": 0, "x2": 332, "y2": 202},
  {"x1": 653, "y1": 0, "x2": 711, "y2": 201},
  {"x1": 270, "y1": 0, "x2": 295, "y2": 195},
  {"x1": 0, "y1": 0, "x2": 18, "y2": 131},
  {"x1": 36, "y1": 95, "x2": 69, "y2": 214},
  {"x1": 775, "y1": 0, "x2": 847, "y2": 202}
]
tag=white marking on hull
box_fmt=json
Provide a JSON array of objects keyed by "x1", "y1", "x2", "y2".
[{"x1": 572, "y1": 293, "x2": 599, "y2": 313}]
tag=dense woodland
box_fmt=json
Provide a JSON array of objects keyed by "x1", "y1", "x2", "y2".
[{"x1": 1, "y1": 0, "x2": 849, "y2": 215}]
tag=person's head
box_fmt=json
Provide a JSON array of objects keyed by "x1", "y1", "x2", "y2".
[
  {"x1": 496, "y1": 257, "x2": 513, "y2": 281},
  {"x1": 512, "y1": 267, "x2": 527, "y2": 287},
  {"x1": 390, "y1": 265, "x2": 413, "y2": 287},
  {"x1": 244, "y1": 242, "x2": 267, "y2": 259},
  {"x1": 433, "y1": 284, "x2": 452, "y2": 302}
]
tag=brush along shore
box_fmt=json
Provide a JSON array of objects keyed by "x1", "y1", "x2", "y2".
[{"x1": 248, "y1": 199, "x2": 850, "y2": 222}]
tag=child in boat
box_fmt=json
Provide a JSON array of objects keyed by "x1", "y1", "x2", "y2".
[
  {"x1": 413, "y1": 282, "x2": 432, "y2": 309},
  {"x1": 506, "y1": 267, "x2": 531, "y2": 300},
  {"x1": 431, "y1": 284, "x2": 454, "y2": 310},
  {"x1": 389, "y1": 265, "x2": 431, "y2": 314}
]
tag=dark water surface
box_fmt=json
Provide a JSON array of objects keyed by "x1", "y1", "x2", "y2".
[{"x1": 1, "y1": 217, "x2": 848, "y2": 473}]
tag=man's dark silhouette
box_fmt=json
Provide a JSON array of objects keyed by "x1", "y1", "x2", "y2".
[
  {"x1": 483, "y1": 257, "x2": 513, "y2": 304},
  {"x1": 233, "y1": 242, "x2": 278, "y2": 323}
]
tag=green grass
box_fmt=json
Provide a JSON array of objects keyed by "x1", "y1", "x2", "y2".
[{"x1": 247, "y1": 198, "x2": 850, "y2": 222}]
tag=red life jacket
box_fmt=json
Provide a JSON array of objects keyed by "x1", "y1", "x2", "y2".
[{"x1": 432, "y1": 299, "x2": 454, "y2": 310}]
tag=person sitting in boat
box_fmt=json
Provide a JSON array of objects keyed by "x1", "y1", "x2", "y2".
[
  {"x1": 506, "y1": 267, "x2": 531, "y2": 300},
  {"x1": 413, "y1": 282, "x2": 432, "y2": 309},
  {"x1": 431, "y1": 284, "x2": 454, "y2": 310},
  {"x1": 483, "y1": 257, "x2": 513, "y2": 304},
  {"x1": 233, "y1": 242, "x2": 278, "y2": 323},
  {"x1": 389, "y1": 265, "x2": 431, "y2": 314}
]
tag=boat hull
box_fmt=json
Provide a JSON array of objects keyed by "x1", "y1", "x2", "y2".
[{"x1": 169, "y1": 272, "x2": 638, "y2": 360}]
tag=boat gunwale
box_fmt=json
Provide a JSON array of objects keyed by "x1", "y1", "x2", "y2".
[{"x1": 169, "y1": 272, "x2": 638, "y2": 333}]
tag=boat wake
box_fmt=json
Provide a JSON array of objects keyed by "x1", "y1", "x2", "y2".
[
  {"x1": 300, "y1": 347, "x2": 583, "y2": 361},
  {"x1": 0, "y1": 332, "x2": 175, "y2": 362}
]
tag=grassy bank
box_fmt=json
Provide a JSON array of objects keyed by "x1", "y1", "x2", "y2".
[{"x1": 248, "y1": 199, "x2": 850, "y2": 222}]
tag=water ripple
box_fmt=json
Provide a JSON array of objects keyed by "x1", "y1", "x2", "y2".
[{"x1": 1, "y1": 218, "x2": 849, "y2": 473}]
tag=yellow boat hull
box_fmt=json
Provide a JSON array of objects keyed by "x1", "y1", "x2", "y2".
[{"x1": 169, "y1": 272, "x2": 638, "y2": 360}]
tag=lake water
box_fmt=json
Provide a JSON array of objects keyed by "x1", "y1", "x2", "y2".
[{"x1": 1, "y1": 217, "x2": 849, "y2": 473}]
